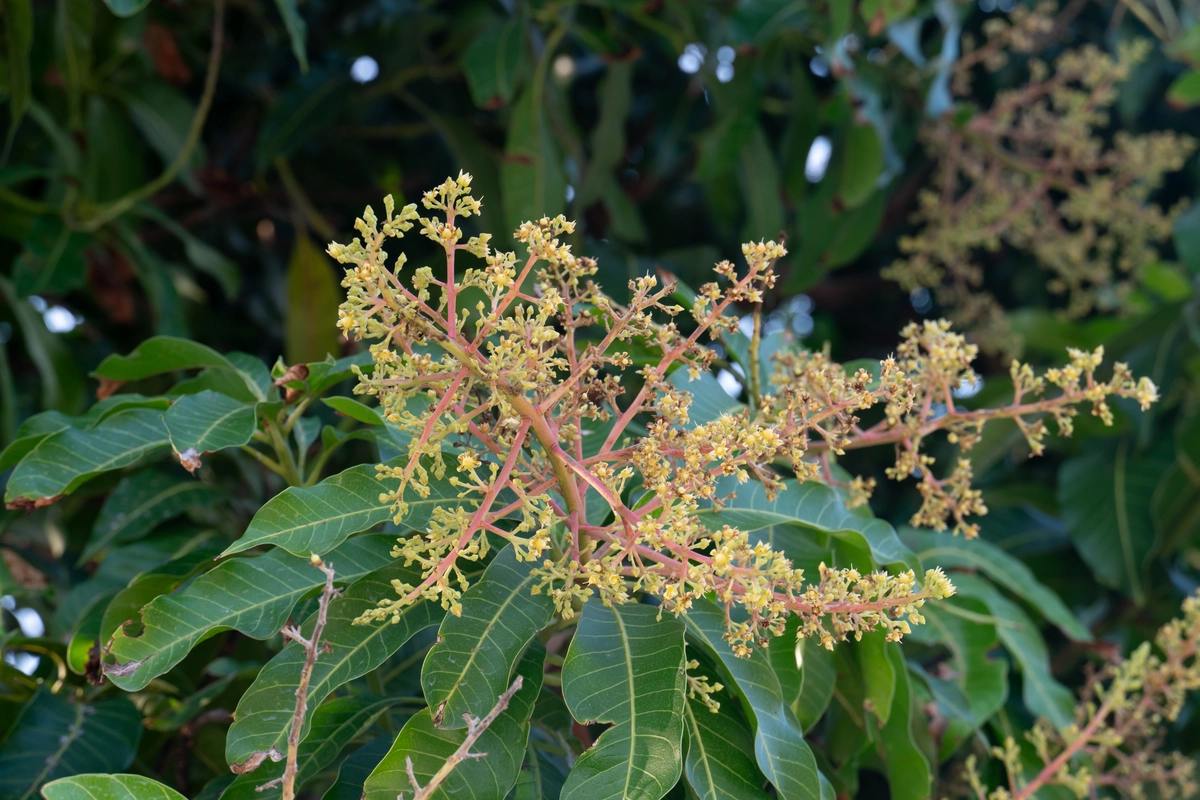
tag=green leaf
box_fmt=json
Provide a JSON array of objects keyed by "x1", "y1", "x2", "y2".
[
  {"x1": 222, "y1": 456, "x2": 458, "y2": 558},
  {"x1": 1167, "y1": 69, "x2": 1200, "y2": 110},
  {"x1": 696, "y1": 476, "x2": 918, "y2": 572},
  {"x1": 272, "y1": 0, "x2": 308, "y2": 72},
  {"x1": 578, "y1": 61, "x2": 633, "y2": 207},
  {"x1": 904, "y1": 528, "x2": 1090, "y2": 641},
  {"x1": 12, "y1": 216, "x2": 89, "y2": 298},
  {"x1": 462, "y1": 18, "x2": 526, "y2": 108},
  {"x1": 739, "y1": 126, "x2": 784, "y2": 242},
  {"x1": 42, "y1": 774, "x2": 187, "y2": 800},
  {"x1": 306, "y1": 351, "x2": 373, "y2": 394},
  {"x1": 683, "y1": 667, "x2": 771, "y2": 800},
  {"x1": 767, "y1": 622, "x2": 835, "y2": 732},
  {"x1": 2, "y1": 0, "x2": 32, "y2": 148},
  {"x1": 222, "y1": 697, "x2": 395, "y2": 799},
  {"x1": 133, "y1": 204, "x2": 240, "y2": 297},
  {"x1": 837, "y1": 125, "x2": 883, "y2": 209},
  {"x1": 4, "y1": 408, "x2": 170, "y2": 504},
  {"x1": 165, "y1": 390, "x2": 259, "y2": 459},
  {"x1": 226, "y1": 559, "x2": 441, "y2": 768},
  {"x1": 669, "y1": 369, "x2": 746, "y2": 425},
  {"x1": 86, "y1": 468, "x2": 219, "y2": 562},
  {"x1": 94, "y1": 337, "x2": 268, "y2": 401},
  {"x1": 320, "y1": 738, "x2": 391, "y2": 800},
  {"x1": 101, "y1": 0, "x2": 149, "y2": 16},
  {"x1": 502, "y1": 88, "x2": 566, "y2": 237},
  {"x1": 909, "y1": 600, "x2": 1007, "y2": 725},
  {"x1": 286, "y1": 233, "x2": 342, "y2": 365},
  {"x1": 858, "y1": 631, "x2": 895, "y2": 726},
  {"x1": 321, "y1": 396, "x2": 384, "y2": 426},
  {"x1": 363, "y1": 643, "x2": 544, "y2": 800},
  {"x1": 872, "y1": 645, "x2": 930, "y2": 800},
  {"x1": 422, "y1": 544, "x2": 553, "y2": 728},
  {"x1": 114, "y1": 81, "x2": 205, "y2": 191},
  {"x1": 0, "y1": 276, "x2": 86, "y2": 415},
  {"x1": 561, "y1": 603, "x2": 686, "y2": 800},
  {"x1": 0, "y1": 689, "x2": 142, "y2": 800},
  {"x1": 683, "y1": 599, "x2": 820, "y2": 800},
  {"x1": 952, "y1": 574, "x2": 1075, "y2": 729},
  {"x1": 104, "y1": 533, "x2": 394, "y2": 691},
  {"x1": 1059, "y1": 439, "x2": 1174, "y2": 604}
]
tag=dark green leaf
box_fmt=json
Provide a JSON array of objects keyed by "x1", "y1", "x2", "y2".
[
  {"x1": 1, "y1": 0, "x2": 32, "y2": 147},
  {"x1": 683, "y1": 673, "x2": 771, "y2": 800},
  {"x1": 104, "y1": 533, "x2": 395, "y2": 691},
  {"x1": 837, "y1": 125, "x2": 882, "y2": 209},
  {"x1": 0, "y1": 689, "x2": 142, "y2": 800},
  {"x1": 42, "y1": 774, "x2": 187, "y2": 800},
  {"x1": 502, "y1": 88, "x2": 566, "y2": 236},
  {"x1": 164, "y1": 390, "x2": 259, "y2": 458},
  {"x1": 684, "y1": 599, "x2": 820, "y2": 800},
  {"x1": 226, "y1": 560, "x2": 442, "y2": 768},
  {"x1": 909, "y1": 600, "x2": 1007, "y2": 725},
  {"x1": 272, "y1": 0, "x2": 308, "y2": 72},
  {"x1": 363, "y1": 643, "x2": 544, "y2": 800},
  {"x1": 12, "y1": 216, "x2": 89, "y2": 298},
  {"x1": 93, "y1": 337, "x2": 268, "y2": 401},
  {"x1": 422, "y1": 543, "x2": 555, "y2": 728},
  {"x1": 320, "y1": 738, "x2": 392, "y2": 800},
  {"x1": 4, "y1": 408, "x2": 169, "y2": 504},
  {"x1": 561, "y1": 603, "x2": 686, "y2": 800},
  {"x1": 462, "y1": 18, "x2": 526, "y2": 108},
  {"x1": 114, "y1": 81, "x2": 205, "y2": 191},
  {"x1": 84, "y1": 468, "x2": 221, "y2": 561},
  {"x1": 872, "y1": 645, "x2": 930, "y2": 800}
]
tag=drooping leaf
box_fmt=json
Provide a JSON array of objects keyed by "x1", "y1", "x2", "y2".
[
  {"x1": 42, "y1": 774, "x2": 187, "y2": 800},
  {"x1": 4, "y1": 408, "x2": 169, "y2": 504},
  {"x1": 904, "y1": 528, "x2": 1090, "y2": 641},
  {"x1": 696, "y1": 475, "x2": 919, "y2": 572},
  {"x1": 684, "y1": 599, "x2": 820, "y2": 800},
  {"x1": 0, "y1": 689, "x2": 142, "y2": 800},
  {"x1": 872, "y1": 644, "x2": 930, "y2": 800},
  {"x1": 857, "y1": 631, "x2": 895, "y2": 726},
  {"x1": 272, "y1": 0, "x2": 308, "y2": 72},
  {"x1": 363, "y1": 643, "x2": 545, "y2": 800},
  {"x1": 286, "y1": 233, "x2": 341, "y2": 366},
  {"x1": 93, "y1": 337, "x2": 269, "y2": 401},
  {"x1": 910, "y1": 600, "x2": 1008, "y2": 725},
  {"x1": 221, "y1": 697, "x2": 395, "y2": 799},
  {"x1": 561, "y1": 602, "x2": 686, "y2": 800},
  {"x1": 84, "y1": 468, "x2": 222, "y2": 561},
  {"x1": 114, "y1": 81, "x2": 205, "y2": 191},
  {"x1": 577, "y1": 60, "x2": 633, "y2": 207},
  {"x1": 104, "y1": 534, "x2": 395, "y2": 691},
  {"x1": 502, "y1": 87, "x2": 566, "y2": 237},
  {"x1": 1, "y1": 0, "x2": 32, "y2": 147},
  {"x1": 683, "y1": 655, "x2": 771, "y2": 800},
  {"x1": 222, "y1": 456, "x2": 458, "y2": 557},
  {"x1": 953, "y1": 574, "x2": 1075, "y2": 729},
  {"x1": 462, "y1": 18, "x2": 526, "y2": 108},
  {"x1": 739, "y1": 126, "x2": 784, "y2": 242},
  {"x1": 422, "y1": 543, "x2": 554, "y2": 727},
  {"x1": 226, "y1": 560, "x2": 442, "y2": 768},
  {"x1": 837, "y1": 124, "x2": 883, "y2": 209},
  {"x1": 164, "y1": 390, "x2": 259, "y2": 459},
  {"x1": 1059, "y1": 439, "x2": 1174, "y2": 604}
]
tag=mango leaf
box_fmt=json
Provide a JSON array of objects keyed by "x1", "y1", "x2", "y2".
[
  {"x1": 858, "y1": 631, "x2": 895, "y2": 726},
  {"x1": 578, "y1": 61, "x2": 633, "y2": 207},
  {"x1": 363, "y1": 643, "x2": 544, "y2": 800},
  {"x1": 952, "y1": 574, "x2": 1075, "y2": 729},
  {"x1": 306, "y1": 351, "x2": 374, "y2": 394},
  {"x1": 104, "y1": 533, "x2": 394, "y2": 691},
  {"x1": 0, "y1": 276, "x2": 86, "y2": 415},
  {"x1": 12, "y1": 216, "x2": 89, "y2": 298},
  {"x1": 286, "y1": 233, "x2": 342, "y2": 366},
  {"x1": 909, "y1": 600, "x2": 1007, "y2": 725},
  {"x1": 837, "y1": 124, "x2": 883, "y2": 209},
  {"x1": 164, "y1": 390, "x2": 259, "y2": 460},
  {"x1": 0, "y1": 394, "x2": 170, "y2": 473},
  {"x1": 670, "y1": 369, "x2": 746, "y2": 425},
  {"x1": 903, "y1": 528, "x2": 1090, "y2": 641},
  {"x1": 320, "y1": 738, "x2": 391, "y2": 800},
  {"x1": 462, "y1": 18, "x2": 526, "y2": 108},
  {"x1": 768, "y1": 621, "x2": 836, "y2": 733},
  {"x1": 93, "y1": 337, "x2": 268, "y2": 401},
  {"x1": 502, "y1": 88, "x2": 566, "y2": 237},
  {"x1": 696, "y1": 476, "x2": 918, "y2": 572},
  {"x1": 683, "y1": 658, "x2": 771, "y2": 800},
  {"x1": 561, "y1": 603, "x2": 686, "y2": 800},
  {"x1": 272, "y1": 0, "x2": 308, "y2": 72},
  {"x1": 739, "y1": 126, "x2": 784, "y2": 242},
  {"x1": 42, "y1": 774, "x2": 187, "y2": 800},
  {"x1": 222, "y1": 456, "x2": 458, "y2": 557},
  {"x1": 321, "y1": 396, "x2": 384, "y2": 426},
  {"x1": 1059, "y1": 439, "x2": 1174, "y2": 605},
  {"x1": 4, "y1": 408, "x2": 169, "y2": 504},
  {"x1": 133, "y1": 204, "x2": 240, "y2": 297},
  {"x1": 2, "y1": 0, "x2": 31, "y2": 147},
  {"x1": 226, "y1": 560, "x2": 442, "y2": 768},
  {"x1": 422, "y1": 544, "x2": 554, "y2": 728},
  {"x1": 221, "y1": 698, "x2": 394, "y2": 799},
  {"x1": 1167, "y1": 69, "x2": 1200, "y2": 110},
  {"x1": 0, "y1": 689, "x2": 142, "y2": 799},
  {"x1": 872, "y1": 645, "x2": 930, "y2": 800},
  {"x1": 114, "y1": 81, "x2": 205, "y2": 191},
  {"x1": 255, "y1": 69, "x2": 346, "y2": 172},
  {"x1": 84, "y1": 468, "x2": 221, "y2": 561},
  {"x1": 684, "y1": 599, "x2": 820, "y2": 800}
]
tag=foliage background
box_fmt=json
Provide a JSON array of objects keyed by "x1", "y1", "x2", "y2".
[{"x1": 2, "y1": 0, "x2": 1200, "y2": 798}]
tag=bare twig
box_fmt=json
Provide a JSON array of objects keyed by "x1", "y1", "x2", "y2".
[
  {"x1": 401, "y1": 675, "x2": 524, "y2": 800},
  {"x1": 256, "y1": 555, "x2": 341, "y2": 799}
]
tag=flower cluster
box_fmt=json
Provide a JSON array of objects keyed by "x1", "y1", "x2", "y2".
[
  {"x1": 965, "y1": 593, "x2": 1200, "y2": 800},
  {"x1": 885, "y1": 2, "x2": 1196, "y2": 354},
  {"x1": 330, "y1": 175, "x2": 1154, "y2": 654}
]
